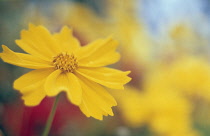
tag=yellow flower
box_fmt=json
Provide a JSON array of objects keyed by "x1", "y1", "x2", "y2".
[
  {"x1": 114, "y1": 86, "x2": 199, "y2": 136},
  {"x1": 0, "y1": 24, "x2": 131, "y2": 120},
  {"x1": 112, "y1": 86, "x2": 151, "y2": 127},
  {"x1": 146, "y1": 57, "x2": 210, "y2": 100}
]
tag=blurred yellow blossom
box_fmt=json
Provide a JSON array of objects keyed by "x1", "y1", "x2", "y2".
[
  {"x1": 146, "y1": 56, "x2": 210, "y2": 101},
  {"x1": 114, "y1": 86, "x2": 199, "y2": 136},
  {"x1": 66, "y1": 1, "x2": 153, "y2": 65},
  {"x1": 113, "y1": 86, "x2": 151, "y2": 127},
  {"x1": 0, "y1": 24, "x2": 131, "y2": 120}
]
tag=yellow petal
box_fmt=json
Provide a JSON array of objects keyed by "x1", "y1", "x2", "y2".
[
  {"x1": 28, "y1": 25, "x2": 61, "y2": 54},
  {"x1": 16, "y1": 25, "x2": 61, "y2": 60},
  {"x1": 79, "y1": 52, "x2": 120, "y2": 67},
  {"x1": 78, "y1": 74, "x2": 116, "y2": 120},
  {"x1": 44, "y1": 69, "x2": 62, "y2": 96},
  {"x1": 28, "y1": 23, "x2": 36, "y2": 29},
  {"x1": 21, "y1": 83, "x2": 46, "y2": 106},
  {"x1": 53, "y1": 26, "x2": 80, "y2": 52},
  {"x1": 20, "y1": 79, "x2": 44, "y2": 94},
  {"x1": 76, "y1": 37, "x2": 120, "y2": 67},
  {"x1": 66, "y1": 73, "x2": 83, "y2": 105},
  {"x1": 14, "y1": 68, "x2": 54, "y2": 90},
  {"x1": 14, "y1": 66, "x2": 48, "y2": 106},
  {"x1": 76, "y1": 67, "x2": 131, "y2": 89},
  {"x1": 80, "y1": 94, "x2": 104, "y2": 120},
  {"x1": 44, "y1": 70, "x2": 82, "y2": 105},
  {"x1": 0, "y1": 45, "x2": 53, "y2": 69}
]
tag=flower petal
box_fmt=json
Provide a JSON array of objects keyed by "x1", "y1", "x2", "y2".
[
  {"x1": 77, "y1": 74, "x2": 117, "y2": 120},
  {"x1": 80, "y1": 94, "x2": 104, "y2": 120},
  {"x1": 76, "y1": 67, "x2": 131, "y2": 89},
  {"x1": 79, "y1": 52, "x2": 120, "y2": 67},
  {"x1": 21, "y1": 83, "x2": 46, "y2": 106},
  {"x1": 44, "y1": 69, "x2": 62, "y2": 96},
  {"x1": 15, "y1": 24, "x2": 61, "y2": 60},
  {"x1": 76, "y1": 37, "x2": 120, "y2": 67},
  {"x1": 44, "y1": 70, "x2": 82, "y2": 105},
  {"x1": 0, "y1": 45, "x2": 53, "y2": 69},
  {"x1": 14, "y1": 68, "x2": 54, "y2": 90},
  {"x1": 13, "y1": 68, "x2": 52, "y2": 106},
  {"x1": 66, "y1": 73, "x2": 83, "y2": 106},
  {"x1": 53, "y1": 26, "x2": 80, "y2": 52}
]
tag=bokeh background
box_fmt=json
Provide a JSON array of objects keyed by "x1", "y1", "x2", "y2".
[{"x1": 1, "y1": 0, "x2": 210, "y2": 136}]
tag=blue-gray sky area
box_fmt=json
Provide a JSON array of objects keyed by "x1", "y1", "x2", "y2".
[{"x1": 139, "y1": 0, "x2": 210, "y2": 37}]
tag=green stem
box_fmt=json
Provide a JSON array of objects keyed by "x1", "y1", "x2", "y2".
[{"x1": 42, "y1": 94, "x2": 60, "y2": 136}]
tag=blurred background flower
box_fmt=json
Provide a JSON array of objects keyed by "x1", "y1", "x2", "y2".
[{"x1": 1, "y1": 0, "x2": 210, "y2": 136}]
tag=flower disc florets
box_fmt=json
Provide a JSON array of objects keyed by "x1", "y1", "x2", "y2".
[{"x1": 53, "y1": 52, "x2": 78, "y2": 73}]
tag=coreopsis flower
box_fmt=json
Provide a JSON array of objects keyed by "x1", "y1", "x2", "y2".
[
  {"x1": 113, "y1": 86, "x2": 199, "y2": 136},
  {"x1": 146, "y1": 57, "x2": 210, "y2": 101},
  {"x1": 0, "y1": 24, "x2": 131, "y2": 120}
]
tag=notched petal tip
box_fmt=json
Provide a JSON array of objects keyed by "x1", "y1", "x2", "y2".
[
  {"x1": 58, "y1": 25, "x2": 74, "y2": 38},
  {"x1": 1, "y1": 45, "x2": 9, "y2": 51},
  {"x1": 0, "y1": 45, "x2": 14, "y2": 60},
  {"x1": 113, "y1": 100, "x2": 117, "y2": 106},
  {"x1": 125, "y1": 71, "x2": 131, "y2": 75},
  {"x1": 61, "y1": 25, "x2": 73, "y2": 32},
  {"x1": 2, "y1": 44, "x2": 6, "y2": 48},
  {"x1": 125, "y1": 75, "x2": 132, "y2": 82},
  {"x1": 126, "y1": 77, "x2": 132, "y2": 83},
  {"x1": 21, "y1": 95, "x2": 43, "y2": 106},
  {"x1": 98, "y1": 117, "x2": 103, "y2": 121},
  {"x1": 20, "y1": 84, "x2": 46, "y2": 107},
  {"x1": 108, "y1": 111, "x2": 114, "y2": 117},
  {"x1": 15, "y1": 39, "x2": 19, "y2": 43},
  {"x1": 19, "y1": 29, "x2": 29, "y2": 39},
  {"x1": 22, "y1": 99, "x2": 39, "y2": 106},
  {"x1": 123, "y1": 71, "x2": 132, "y2": 84},
  {"x1": 28, "y1": 23, "x2": 36, "y2": 29},
  {"x1": 80, "y1": 104, "x2": 115, "y2": 120}
]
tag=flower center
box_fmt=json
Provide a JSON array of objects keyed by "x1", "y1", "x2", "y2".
[{"x1": 53, "y1": 52, "x2": 78, "y2": 73}]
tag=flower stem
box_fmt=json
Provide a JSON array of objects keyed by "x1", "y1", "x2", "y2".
[{"x1": 42, "y1": 94, "x2": 60, "y2": 136}]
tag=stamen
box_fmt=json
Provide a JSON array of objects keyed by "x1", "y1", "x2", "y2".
[{"x1": 53, "y1": 52, "x2": 78, "y2": 73}]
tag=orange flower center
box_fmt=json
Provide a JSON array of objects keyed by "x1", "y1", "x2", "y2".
[{"x1": 53, "y1": 53, "x2": 78, "y2": 73}]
